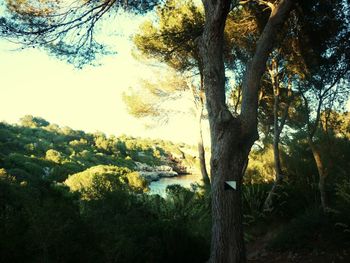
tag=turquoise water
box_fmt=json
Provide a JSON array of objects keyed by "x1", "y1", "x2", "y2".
[{"x1": 149, "y1": 173, "x2": 202, "y2": 197}]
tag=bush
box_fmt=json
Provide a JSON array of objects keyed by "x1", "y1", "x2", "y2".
[
  {"x1": 269, "y1": 207, "x2": 350, "y2": 251},
  {"x1": 269, "y1": 208, "x2": 329, "y2": 250},
  {"x1": 64, "y1": 165, "x2": 149, "y2": 199},
  {"x1": 245, "y1": 147, "x2": 275, "y2": 184},
  {"x1": 45, "y1": 149, "x2": 64, "y2": 164},
  {"x1": 126, "y1": 171, "x2": 148, "y2": 192},
  {"x1": 242, "y1": 183, "x2": 269, "y2": 226},
  {"x1": 270, "y1": 181, "x2": 318, "y2": 219},
  {"x1": 334, "y1": 179, "x2": 350, "y2": 236},
  {"x1": 0, "y1": 179, "x2": 95, "y2": 263},
  {"x1": 82, "y1": 185, "x2": 210, "y2": 263}
]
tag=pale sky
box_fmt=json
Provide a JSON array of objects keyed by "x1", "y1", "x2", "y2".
[
  {"x1": 0, "y1": 13, "x2": 208, "y2": 145},
  {"x1": 1, "y1": 11, "x2": 347, "y2": 145}
]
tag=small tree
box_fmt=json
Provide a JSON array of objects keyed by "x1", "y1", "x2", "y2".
[
  {"x1": 45, "y1": 149, "x2": 63, "y2": 164},
  {"x1": 132, "y1": 0, "x2": 212, "y2": 185},
  {"x1": 20, "y1": 115, "x2": 50, "y2": 128},
  {"x1": 296, "y1": 0, "x2": 350, "y2": 211}
]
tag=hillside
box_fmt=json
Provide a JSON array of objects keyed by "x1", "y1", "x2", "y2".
[
  {"x1": 0, "y1": 115, "x2": 199, "y2": 189},
  {"x1": 0, "y1": 116, "x2": 213, "y2": 263}
]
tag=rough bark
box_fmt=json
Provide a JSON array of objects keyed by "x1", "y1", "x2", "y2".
[
  {"x1": 199, "y1": 1, "x2": 246, "y2": 261},
  {"x1": 241, "y1": 0, "x2": 294, "y2": 136},
  {"x1": 199, "y1": 0, "x2": 293, "y2": 262}
]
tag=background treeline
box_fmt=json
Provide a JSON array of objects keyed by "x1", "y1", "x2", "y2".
[{"x1": 0, "y1": 115, "x2": 198, "y2": 184}]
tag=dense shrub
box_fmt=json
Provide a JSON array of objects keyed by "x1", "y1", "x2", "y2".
[{"x1": 0, "y1": 179, "x2": 96, "y2": 263}]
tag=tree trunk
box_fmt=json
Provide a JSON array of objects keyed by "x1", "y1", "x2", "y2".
[
  {"x1": 197, "y1": 98, "x2": 211, "y2": 186},
  {"x1": 190, "y1": 70, "x2": 211, "y2": 186},
  {"x1": 199, "y1": 1, "x2": 246, "y2": 261},
  {"x1": 302, "y1": 86, "x2": 329, "y2": 212},
  {"x1": 264, "y1": 109, "x2": 284, "y2": 210},
  {"x1": 199, "y1": 0, "x2": 293, "y2": 262},
  {"x1": 210, "y1": 128, "x2": 249, "y2": 262},
  {"x1": 264, "y1": 92, "x2": 284, "y2": 210},
  {"x1": 264, "y1": 63, "x2": 291, "y2": 211},
  {"x1": 308, "y1": 138, "x2": 328, "y2": 211}
]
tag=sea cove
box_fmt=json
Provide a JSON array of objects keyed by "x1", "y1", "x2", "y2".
[{"x1": 149, "y1": 173, "x2": 202, "y2": 196}]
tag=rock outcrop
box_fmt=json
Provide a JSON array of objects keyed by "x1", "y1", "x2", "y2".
[{"x1": 135, "y1": 162, "x2": 178, "y2": 182}]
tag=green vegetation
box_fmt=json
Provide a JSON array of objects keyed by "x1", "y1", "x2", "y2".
[
  {"x1": 0, "y1": 117, "x2": 210, "y2": 262},
  {"x1": 1, "y1": 114, "x2": 350, "y2": 262},
  {"x1": 1, "y1": 0, "x2": 350, "y2": 261},
  {"x1": 0, "y1": 116, "x2": 197, "y2": 183},
  {"x1": 0, "y1": 166, "x2": 210, "y2": 263}
]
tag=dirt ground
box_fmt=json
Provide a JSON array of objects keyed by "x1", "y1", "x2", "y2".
[
  {"x1": 247, "y1": 249, "x2": 350, "y2": 263},
  {"x1": 246, "y1": 231, "x2": 350, "y2": 263}
]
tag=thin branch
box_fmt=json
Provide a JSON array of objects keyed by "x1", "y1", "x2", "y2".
[{"x1": 257, "y1": 0, "x2": 275, "y2": 12}]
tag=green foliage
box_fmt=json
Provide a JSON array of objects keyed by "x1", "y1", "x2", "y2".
[
  {"x1": 65, "y1": 165, "x2": 148, "y2": 197},
  {"x1": 0, "y1": 168, "x2": 15, "y2": 182},
  {"x1": 1, "y1": 151, "x2": 209, "y2": 263},
  {"x1": 269, "y1": 182, "x2": 318, "y2": 219},
  {"x1": 0, "y1": 118, "x2": 195, "y2": 184},
  {"x1": 81, "y1": 184, "x2": 210, "y2": 263},
  {"x1": 269, "y1": 208, "x2": 330, "y2": 250},
  {"x1": 133, "y1": 0, "x2": 204, "y2": 71},
  {"x1": 122, "y1": 70, "x2": 189, "y2": 125},
  {"x1": 49, "y1": 161, "x2": 82, "y2": 182},
  {"x1": 164, "y1": 184, "x2": 210, "y2": 227},
  {"x1": 1, "y1": 112, "x2": 350, "y2": 260},
  {"x1": 336, "y1": 179, "x2": 350, "y2": 206},
  {"x1": 242, "y1": 184, "x2": 269, "y2": 225},
  {"x1": 334, "y1": 179, "x2": 350, "y2": 234},
  {"x1": 45, "y1": 149, "x2": 64, "y2": 164},
  {"x1": 2, "y1": 0, "x2": 349, "y2": 260},
  {"x1": 269, "y1": 208, "x2": 350, "y2": 251},
  {"x1": 0, "y1": 179, "x2": 95, "y2": 263},
  {"x1": 19, "y1": 115, "x2": 50, "y2": 128},
  {"x1": 0, "y1": 118, "x2": 208, "y2": 261},
  {"x1": 245, "y1": 146, "x2": 275, "y2": 184},
  {"x1": 282, "y1": 121, "x2": 350, "y2": 210},
  {"x1": 126, "y1": 171, "x2": 148, "y2": 191},
  {"x1": 148, "y1": 184, "x2": 211, "y2": 261}
]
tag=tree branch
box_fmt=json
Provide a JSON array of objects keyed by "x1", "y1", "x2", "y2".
[{"x1": 240, "y1": 0, "x2": 294, "y2": 139}]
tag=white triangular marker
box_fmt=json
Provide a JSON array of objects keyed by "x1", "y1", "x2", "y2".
[{"x1": 225, "y1": 181, "x2": 237, "y2": 190}]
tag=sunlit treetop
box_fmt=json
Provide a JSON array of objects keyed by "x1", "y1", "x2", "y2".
[
  {"x1": 0, "y1": 0, "x2": 162, "y2": 66},
  {"x1": 122, "y1": 69, "x2": 189, "y2": 124},
  {"x1": 133, "y1": 0, "x2": 204, "y2": 72},
  {"x1": 133, "y1": 0, "x2": 263, "y2": 74}
]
